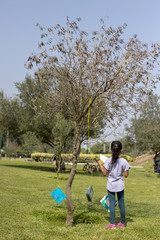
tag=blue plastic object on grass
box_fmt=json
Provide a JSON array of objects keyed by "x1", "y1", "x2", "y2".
[{"x1": 50, "y1": 187, "x2": 66, "y2": 204}]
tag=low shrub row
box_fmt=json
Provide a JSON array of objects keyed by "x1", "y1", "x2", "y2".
[
  {"x1": 31, "y1": 153, "x2": 54, "y2": 162},
  {"x1": 31, "y1": 152, "x2": 134, "y2": 162}
]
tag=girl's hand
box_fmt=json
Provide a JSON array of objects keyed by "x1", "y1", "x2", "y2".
[
  {"x1": 97, "y1": 160, "x2": 108, "y2": 176},
  {"x1": 124, "y1": 170, "x2": 129, "y2": 178}
]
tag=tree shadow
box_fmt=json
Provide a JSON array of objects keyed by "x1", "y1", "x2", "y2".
[
  {"x1": 1, "y1": 164, "x2": 52, "y2": 172},
  {"x1": 1, "y1": 163, "x2": 102, "y2": 177},
  {"x1": 73, "y1": 197, "x2": 134, "y2": 225}
]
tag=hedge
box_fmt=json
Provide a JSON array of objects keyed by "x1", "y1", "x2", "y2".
[
  {"x1": 31, "y1": 153, "x2": 54, "y2": 162},
  {"x1": 31, "y1": 153, "x2": 134, "y2": 162}
]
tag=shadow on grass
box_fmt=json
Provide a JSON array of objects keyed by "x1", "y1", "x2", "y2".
[
  {"x1": 74, "y1": 211, "x2": 104, "y2": 224},
  {"x1": 74, "y1": 208, "x2": 133, "y2": 225},
  {"x1": 33, "y1": 197, "x2": 134, "y2": 226},
  {"x1": 33, "y1": 209, "x2": 67, "y2": 225},
  {"x1": 1, "y1": 163, "x2": 102, "y2": 177},
  {"x1": 73, "y1": 198, "x2": 134, "y2": 225},
  {"x1": 33, "y1": 207, "x2": 106, "y2": 225},
  {"x1": 1, "y1": 164, "x2": 52, "y2": 172},
  {"x1": 33, "y1": 208, "x2": 133, "y2": 226}
]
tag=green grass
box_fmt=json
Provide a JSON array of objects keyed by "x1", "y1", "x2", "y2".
[{"x1": 0, "y1": 158, "x2": 160, "y2": 240}]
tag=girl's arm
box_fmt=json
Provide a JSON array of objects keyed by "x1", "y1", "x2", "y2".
[
  {"x1": 96, "y1": 160, "x2": 109, "y2": 176},
  {"x1": 124, "y1": 170, "x2": 129, "y2": 178}
]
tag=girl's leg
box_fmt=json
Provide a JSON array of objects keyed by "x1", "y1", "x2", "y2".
[
  {"x1": 117, "y1": 190, "x2": 125, "y2": 224},
  {"x1": 108, "y1": 191, "x2": 116, "y2": 224}
]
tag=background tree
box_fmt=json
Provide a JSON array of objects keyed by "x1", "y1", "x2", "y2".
[
  {"x1": 119, "y1": 136, "x2": 138, "y2": 157},
  {"x1": 0, "y1": 91, "x2": 24, "y2": 156},
  {"x1": 15, "y1": 132, "x2": 54, "y2": 156},
  {"x1": 26, "y1": 17, "x2": 160, "y2": 226},
  {"x1": 0, "y1": 86, "x2": 75, "y2": 157},
  {"x1": 0, "y1": 91, "x2": 23, "y2": 137},
  {"x1": 90, "y1": 141, "x2": 110, "y2": 154},
  {"x1": 125, "y1": 93, "x2": 160, "y2": 156}
]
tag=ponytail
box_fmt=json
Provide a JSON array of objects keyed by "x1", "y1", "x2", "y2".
[{"x1": 111, "y1": 141, "x2": 122, "y2": 164}]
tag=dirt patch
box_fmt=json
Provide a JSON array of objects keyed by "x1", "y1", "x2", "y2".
[{"x1": 132, "y1": 153, "x2": 154, "y2": 166}]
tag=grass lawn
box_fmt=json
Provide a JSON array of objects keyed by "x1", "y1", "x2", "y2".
[{"x1": 0, "y1": 158, "x2": 160, "y2": 240}]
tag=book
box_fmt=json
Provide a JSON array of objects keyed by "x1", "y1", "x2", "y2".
[
  {"x1": 100, "y1": 193, "x2": 117, "y2": 212},
  {"x1": 100, "y1": 154, "x2": 108, "y2": 164},
  {"x1": 50, "y1": 187, "x2": 66, "y2": 204},
  {"x1": 86, "y1": 185, "x2": 94, "y2": 202}
]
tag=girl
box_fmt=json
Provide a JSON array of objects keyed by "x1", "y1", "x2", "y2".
[{"x1": 96, "y1": 141, "x2": 130, "y2": 229}]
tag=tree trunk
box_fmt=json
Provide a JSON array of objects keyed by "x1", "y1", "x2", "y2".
[{"x1": 66, "y1": 123, "x2": 81, "y2": 226}]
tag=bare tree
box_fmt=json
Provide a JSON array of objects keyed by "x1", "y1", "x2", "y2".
[{"x1": 26, "y1": 17, "x2": 160, "y2": 226}]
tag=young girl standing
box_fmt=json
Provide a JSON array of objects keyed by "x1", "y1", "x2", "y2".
[{"x1": 96, "y1": 141, "x2": 130, "y2": 229}]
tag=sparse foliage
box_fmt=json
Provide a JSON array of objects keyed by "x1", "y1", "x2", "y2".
[{"x1": 26, "y1": 17, "x2": 160, "y2": 226}]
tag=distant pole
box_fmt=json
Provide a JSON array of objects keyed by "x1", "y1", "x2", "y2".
[
  {"x1": 5, "y1": 131, "x2": 9, "y2": 158},
  {"x1": 0, "y1": 132, "x2": 2, "y2": 160},
  {"x1": 109, "y1": 142, "x2": 111, "y2": 153},
  {"x1": 114, "y1": 115, "x2": 117, "y2": 140},
  {"x1": 103, "y1": 143, "x2": 106, "y2": 153}
]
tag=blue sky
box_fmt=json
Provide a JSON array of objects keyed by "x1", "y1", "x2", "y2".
[
  {"x1": 1, "y1": 0, "x2": 160, "y2": 97},
  {"x1": 1, "y1": 0, "x2": 160, "y2": 143}
]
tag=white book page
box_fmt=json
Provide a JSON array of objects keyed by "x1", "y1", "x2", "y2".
[{"x1": 100, "y1": 154, "x2": 108, "y2": 163}]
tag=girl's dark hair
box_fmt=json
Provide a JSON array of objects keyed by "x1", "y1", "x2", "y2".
[{"x1": 111, "y1": 141, "x2": 122, "y2": 164}]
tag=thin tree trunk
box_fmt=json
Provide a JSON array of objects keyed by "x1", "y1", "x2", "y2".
[{"x1": 66, "y1": 123, "x2": 81, "y2": 226}]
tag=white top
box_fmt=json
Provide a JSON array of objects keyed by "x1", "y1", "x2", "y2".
[{"x1": 103, "y1": 157, "x2": 131, "y2": 192}]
